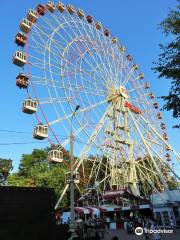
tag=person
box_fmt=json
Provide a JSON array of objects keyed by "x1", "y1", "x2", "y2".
[
  {"x1": 169, "y1": 216, "x2": 175, "y2": 230},
  {"x1": 127, "y1": 221, "x2": 133, "y2": 234},
  {"x1": 106, "y1": 216, "x2": 110, "y2": 230},
  {"x1": 143, "y1": 220, "x2": 150, "y2": 240},
  {"x1": 150, "y1": 221, "x2": 161, "y2": 240},
  {"x1": 124, "y1": 220, "x2": 127, "y2": 231},
  {"x1": 99, "y1": 219, "x2": 106, "y2": 239}
]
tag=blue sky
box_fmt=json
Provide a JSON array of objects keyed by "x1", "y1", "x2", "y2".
[{"x1": 0, "y1": 0, "x2": 179, "y2": 171}]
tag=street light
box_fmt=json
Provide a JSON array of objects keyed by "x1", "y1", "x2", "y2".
[{"x1": 69, "y1": 105, "x2": 80, "y2": 239}]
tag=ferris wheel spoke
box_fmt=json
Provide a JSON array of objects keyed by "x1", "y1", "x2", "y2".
[
  {"x1": 39, "y1": 97, "x2": 71, "y2": 104},
  {"x1": 85, "y1": 154, "x2": 111, "y2": 187},
  {"x1": 32, "y1": 22, "x2": 73, "y2": 57},
  {"x1": 135, "y1": 161, "x2": 160, "y2": 176},
  {"x1": 32, "y1": 80, "x2": 106, "y2": 97},
  {"x1": 144, "y1": 137, "x2": 165, "y2": 148},
  {"x1": 61, "y1": 42, "x2": 111, "y2": 87},
  {"x1": 74, "y1": 106, "x2": 112, "y2": 172},
  {"x1": 62, "y1": 42, "x2": 109, "y2": 88},
  {"x1": 60, "y1": 124, "x2": 88, "y2": 149},
  {"x1": 48, "y1": 98, "x2": 108, "y2": 126},
  {"x1": 138, "y1": 167, "x2": 163, "y2": 197},
  {"x1": 128, "y1": 83, "x2": 145, "y2": 93},
  {"x1": 35, "y1": 14, "x2": 114, "y2": 91},
  {"x1": 89, "y1": 25, "x2": 120, "y2": 86},
  {"x1": 57, "y1": 11, "x2": 114, "y2": 84},
  {"x1": 42, "y1": 15, "x2": 110, "y2": 85},
  {"x1": 55, "y1": 184, "x2": 69, "y2": 210},
  {"x1": 138, "y1": 161, "x2": 163, "y2": 191},
  {"x1": 122, "y1": 65, "x2": 138, "y2": 87},
  {"x1": 79, "y1": 25, "x2": 115, "y2": 86},
  {"x1": 146, "y1": 141, "x2": 180, "y2": 180},
  {"x1": 140, "y1": 115, "x2": 180, "y2": 161}
]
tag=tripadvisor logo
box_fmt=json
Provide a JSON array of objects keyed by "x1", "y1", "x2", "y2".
[
  {"x1": 135, "y1": 227, "x2": 174, "y2": 236},
  {"x1": 135, "y1": 227, "x2": 143, "y2": 235}
]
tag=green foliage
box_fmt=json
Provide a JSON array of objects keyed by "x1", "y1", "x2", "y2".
[
  {"x1": 8, "y1": 148, "x2": 67, "y2": 207},
  {"x1": 153, "y1": 0, "x2": 180, "y2": 127},
  {"x1": 19, "y1": 148, "x2": 48, "y2": 176},
  {"x1": 0, "y1": 158, "x2": 13, "y2": 185},
  {"x1": 167, "y1": 176, "x2": 179, "y2": 190}
]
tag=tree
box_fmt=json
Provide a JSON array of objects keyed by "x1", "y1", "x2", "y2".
[
  {"x1": 8, "y1": 148, "x2": 68, "y2": 207},
  {"x1": 153, "y1": 0, "x2": 180, "y2": 127},
  {"x1": 0, "y1": 158, "x2": 13, "y2": 185}
]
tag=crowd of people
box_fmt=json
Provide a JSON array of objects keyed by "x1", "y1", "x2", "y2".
[{"x1": 57, "y1": 214, "x2": 176, "y2": 240}]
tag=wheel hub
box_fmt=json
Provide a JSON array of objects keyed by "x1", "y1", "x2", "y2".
[{"x1": 106, "y1": 86, "x2": 128, "y2": 102}]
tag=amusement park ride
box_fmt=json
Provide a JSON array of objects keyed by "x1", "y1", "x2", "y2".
[{"x1": 12, "y1": 0, "x2": 180, "y2": 227}]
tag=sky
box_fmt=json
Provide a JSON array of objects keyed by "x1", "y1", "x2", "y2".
[{"x1": 0, "y1": 0, "x2": 179, "y2": 171}]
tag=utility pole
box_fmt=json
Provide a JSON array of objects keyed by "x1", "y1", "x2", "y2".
[{"x1": 69, "y1": 105, "x2": 80, "y2": 240}]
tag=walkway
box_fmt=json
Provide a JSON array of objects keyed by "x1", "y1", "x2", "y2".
[{"x1": 104, "y1": 229, "x2": 180, "y2": 240}]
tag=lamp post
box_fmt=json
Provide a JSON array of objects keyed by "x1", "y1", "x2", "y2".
[{"x1": 69, "y1": 105, "x2": 80, "y2": 240}]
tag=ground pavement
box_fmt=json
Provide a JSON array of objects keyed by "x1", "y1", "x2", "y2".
[{"x1": 104, "y1": 229, "x2": 180, "y2": 240}]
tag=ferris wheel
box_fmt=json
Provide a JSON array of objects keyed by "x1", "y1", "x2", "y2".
[{"x1": 13, "y1": 2, "x2": 180, "y2": 206}]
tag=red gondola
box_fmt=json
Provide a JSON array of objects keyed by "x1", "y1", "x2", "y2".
[
  {"x1": 153, "y1": 102, "x2": 159, "y2": 109},
  {"x1": 46, "y1": 1, "x2": 56, "y2": 13},
  {"x1": 157, "y1": 112, "x2": 162, "y2": 119},
  {"x1": 161, "y1": 123, "x2": 166, "y2": 130},
  {"x1": 86, "y1": 15, "x2": 93, "y2": 23},
  {"x1": 36, "y1": 4, "x2": 46, "y2": 16},
  {"x1": 104, "y1": 29, "x2": 110, "y2": 37},
  {"x1": 16, "y1": 73, "x2": 29, "y2": 89},
  {"x1": 15, "y1": 32, "x2": 27, "y2": 47},
  {"x1": 127, "y1": 54, "x2": 132, "y2": 61},
  {"x1": 149, "y1": 93, "x2": 154, "y2": 99}
]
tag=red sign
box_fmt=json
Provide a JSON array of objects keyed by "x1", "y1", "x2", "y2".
[{"x1": 124, "y1": 101, "x2": 141, "y2": 114}]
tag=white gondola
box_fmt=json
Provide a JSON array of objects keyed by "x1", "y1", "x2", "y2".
[
  {"x1": 66, "y1": 172, "x2": 80, "y2": 184},
  {"x1": 67, "y1": 4, "x2": 75, "y2": 14},
  {"x1": 57, "y1": 2, "x2": 65, "y2": 13},
  {"x1": 48, "y1": 150, "x2": 63, "y2": 163},
  {"x1": 46, "y1": 1, "x2": 56, "y2": 13},
  {"x1": 12, "y1": 51, "x2": 26, "y2": 67},
  {"x1": 112, "y1": 37, "x2": 118, "y2": 44},
  {"x1": 77, "y1": 9, "x2": 85, "y2": 18},
  {"x1": 132, "y1": 64, "x2": 139, "y2": 70},
  {"x1": 33, "y1": 124, "x2": 48, "y2": 140},
  {"x1": 119, "y1": 46, "x2": 125, "y2": 52},
  {"x1": 19, "y1": 18, "x2": 32, "y2": 33},
  {"x1": 138, "y1": 73, "x2": 144, "y2": 79},
  {"x1": 27, "y1": 9, "x2": 38, "y2": 23},
  {"x1": 95, "y1": 22, "x2": 102, "y2": 30},
  {"x1": 144, "y1": 82, "x2": 150, "y2": 89},
  {"x1": 22, "y1": 98, "x2": 37, "y2": 114}
]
